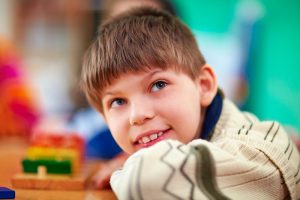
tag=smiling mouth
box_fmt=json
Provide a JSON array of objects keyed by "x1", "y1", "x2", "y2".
[{"x1": 138, "y1": 131, "x2": 164, "y2": 144}]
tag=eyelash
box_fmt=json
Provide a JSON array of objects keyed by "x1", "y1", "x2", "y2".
[
  {"x1": 107, "y1": 80, "x2": 168, "y2": 109},
  {"x1": 110, "y1": 98, "x2": 126, "y2": 108},
  {"x1": 151, "y1": 80, "x2": 168, "y2": 92}
]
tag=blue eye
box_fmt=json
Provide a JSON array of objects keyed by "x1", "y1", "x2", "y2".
[
  {"x1": 111, "y1": 98, "x2": 125, "y2": 108},
  {"x1": 151, "y1": 81, "x2": 167, "y2": 92}
]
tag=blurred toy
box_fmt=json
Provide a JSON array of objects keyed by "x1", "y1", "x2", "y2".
[
  {"x1": 0, "y1": 36, "x2": 40, "y2": 137},
  {"x1": 0, "y1": 187, "x2": 15, "y2": 199},
  {"x1": 12, "y1": 131, "x2": 88, "y2": 190}
]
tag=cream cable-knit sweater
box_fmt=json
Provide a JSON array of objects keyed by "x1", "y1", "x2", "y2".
[{"x1": 110, "y1": 99, "x2": 300, "y2": 200}]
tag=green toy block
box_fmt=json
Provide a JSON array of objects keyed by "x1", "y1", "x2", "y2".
[{"x1": 22, "y1": 158, "x2": 72, "y2": 174}]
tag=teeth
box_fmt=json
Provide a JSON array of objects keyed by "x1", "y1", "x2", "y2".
[
  {"x1": 150, "y1": 134, "x2": 158, "y2": 140},
  {"x1": 142, "y1": 137, "x2": 150, "y2": 143},
  {"x1": 139, "y1": 131, "x2": 164, "y2": 144}
]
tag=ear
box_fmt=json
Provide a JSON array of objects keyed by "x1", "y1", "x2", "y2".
[{"x1": 197, "y1": 64, "x2": 218, "y2": 107}]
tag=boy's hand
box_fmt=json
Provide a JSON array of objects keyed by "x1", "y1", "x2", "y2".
[
  {"x1": 92, "y1": 152, "x2": 128, "y2": 189},
  {"x1": 290, "y1": 133, "x2": 300, "y2": 150}
]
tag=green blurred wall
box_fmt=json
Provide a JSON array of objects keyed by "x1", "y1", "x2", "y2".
[
  {"x1": 173, "y1": 0, "x2": 300, "y2": 131},
  {"x1": 173, "y1": 0, "x2": 237, "y2": 33}
]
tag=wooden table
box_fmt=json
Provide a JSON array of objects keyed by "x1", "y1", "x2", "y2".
[{"x1": 0, "y1": 137, "x2": 117, "y2": 200}]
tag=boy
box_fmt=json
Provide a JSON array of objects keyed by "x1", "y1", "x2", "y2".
[{"x1": 80, "y1": 8, "x2": 300, "y2": 199}]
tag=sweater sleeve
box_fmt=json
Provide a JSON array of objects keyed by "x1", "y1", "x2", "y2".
[
  {"x1": 110, "y1": 139, "x2": 231, "y2": 200},
  {"x1": 110, "y1": 123, "x2": 299, "y2": 200}
]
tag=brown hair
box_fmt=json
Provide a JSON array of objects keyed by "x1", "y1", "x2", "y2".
[
  {"x1": 101, "y1": 0, "x2": 177, "y2": 21},
  {"x1": 80, "y1": 7, "x2": 206, "y2": 113}
]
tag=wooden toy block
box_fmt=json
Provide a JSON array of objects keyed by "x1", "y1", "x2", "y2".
[
  {"x1": 30, "y1": 133, "x2": 85, "y2": 161},
  {"x1": 12, "y1": 164, "x2": 89, "y2": 190},
  {"x1": 12, "y1": 132, "x2": 89, "y2": 190},
  {"x1": 22, "y1": 158, "x2": 72, "y2": 174},
  {"x1": 12, "y1": 173, "x2": 86, "y2": 190},
  {"x1": 26, "y1": 146, "x2": 79, "y2": 173},
  {"x1": 0, "y1": 187, "x2": 15, "y2": 199}
]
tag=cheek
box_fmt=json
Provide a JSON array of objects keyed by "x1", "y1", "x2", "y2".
[
  {"x1": 159, "y1": 93, "x2": 201, "y2": 141},
  {"x1": 159, "y1": 89, "x2": 200, "y2": 118},
  {"x1": 106, "y1": 115, "x2": 127, "y2": 146}
]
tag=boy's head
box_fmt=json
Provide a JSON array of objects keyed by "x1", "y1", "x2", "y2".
[
  {"x1": 81, "y1": 7, "x2": 218, "y2": 153},
  {"x1": 81, "y1": 7, "x2": 206, "y2": 112}
]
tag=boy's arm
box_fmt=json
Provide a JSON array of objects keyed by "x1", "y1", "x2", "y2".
[
  {"x1": 110, "y1": 123, "x2": 300, "y2": 200},
  {"x1": 111, "y1": 140, "x2": 230, "y2": 200},
  {"x1": 92, "y1": 152, "x2": 128, "y2": 189}
]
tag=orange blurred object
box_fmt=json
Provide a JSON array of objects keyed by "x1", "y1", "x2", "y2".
[{"x1": 0, "y1": 36, "x2": 41, "y2": 137}]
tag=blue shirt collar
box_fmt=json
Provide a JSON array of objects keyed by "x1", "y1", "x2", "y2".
[{"x1": 200, "y1": 89, "x2": 223, "y2": 140}]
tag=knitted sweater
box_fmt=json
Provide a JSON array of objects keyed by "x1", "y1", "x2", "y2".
[{"x1": 110, "y1": 99, "x2": 300, "y2": 200}]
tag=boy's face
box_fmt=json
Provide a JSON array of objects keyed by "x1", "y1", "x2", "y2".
[{"x1": 102, "y1": 66, "x2": 217, "y2": 154}]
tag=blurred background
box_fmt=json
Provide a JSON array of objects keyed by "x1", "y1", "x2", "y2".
[{"x1": 0, "y1": 0, "x2": 299, "y2": 141}]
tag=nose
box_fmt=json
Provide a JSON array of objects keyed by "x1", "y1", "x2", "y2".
[{"x1": 129, "y1": 99, "x2": 154, "y2": 126}]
